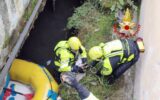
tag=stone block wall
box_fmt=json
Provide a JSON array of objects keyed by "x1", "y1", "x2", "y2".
[{"x1": 0, "y1": 0, "x2": 30, "y2": 70}]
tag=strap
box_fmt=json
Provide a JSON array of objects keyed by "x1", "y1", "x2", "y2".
[
  {"x1": 105, "y1": 50, "x2": 123, "y2": 58},
  {"x1": 120, "y1": 39, "x2": 135, "y2": 64},
  {"x1": 120, "y1": 39, "x2": 129, "y2": 62}
]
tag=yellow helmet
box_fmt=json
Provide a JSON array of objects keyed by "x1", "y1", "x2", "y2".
[
  {"x1": 136, "y1": 37, "x2": 145, "y2": 53},
  {"x1": 68, "y1": 37, "x2": 81, "y2": 50},
  {"x1": 89, "y1": 46, "x2": 103, "y2": 60}
]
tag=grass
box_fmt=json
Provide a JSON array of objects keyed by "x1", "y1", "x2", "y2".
[
  {"x1": 80, "y1": 15, "x2": 114, "y2": 50},
  {"x1": 67, "y1": 2, "x2": 115, "y2": 50}
]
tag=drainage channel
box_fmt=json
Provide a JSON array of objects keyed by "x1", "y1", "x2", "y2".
[{"x1": 17, "y1": 0, "x2": 81, "y2": 83}]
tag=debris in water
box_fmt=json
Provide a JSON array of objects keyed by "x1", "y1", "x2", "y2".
[{"x1": 46, "y1": 59, "x2": 52, "y2": 66}]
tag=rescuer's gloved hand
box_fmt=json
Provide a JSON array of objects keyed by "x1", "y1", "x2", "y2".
[
  {"x1": 89, "y1": 61, "x2": 99, "y2": 68},
  {"x1": 96, "y1": 70, "x2": 102, "y2": 77},
  {"x1": 107, "y1": 75, "x2": 115, "y2": 85},
  {"x1": 61, "y1": 72, "x2": 78, "y2": 87},
  {"x1": 61, "y1": 72, "x2": 99, "y2": 100},
  {"x1": 74, "y1": 58, "x2": 87, "y2": 73},
  {"x1": 72, "y1": 65, "x2": 84, "y2": 73},
  {"x1": 82, "y1": 58, "x2": 87, "y2": 64}
]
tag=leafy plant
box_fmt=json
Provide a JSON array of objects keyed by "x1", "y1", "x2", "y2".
[
  {"x1": 67, "y1": 2, "x2": 95, "y2": 29},
  {"x1": 88, "y1": 0, "x2": 138, "y2": 18},
  {"x1": 67, "y1": 2, "x2": 114, "y2": 50},
  {"x1": 110, "y1": 0, "x2": 137, "y2": 12}
]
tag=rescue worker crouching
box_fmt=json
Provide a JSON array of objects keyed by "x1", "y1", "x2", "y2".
[
  {"x1": 54, "y1": 36, "x2": 87, "y2": 73},
  {"x1": 54, "y1": 37, "x2": 98, "y2": 100},
  {"x1": 88, "y1": 38, "x2": 145, "y2": 84}
]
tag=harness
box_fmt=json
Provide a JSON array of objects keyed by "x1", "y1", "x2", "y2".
[
  {"x1": 104, "y1": 40, "x2": 135, "y2": 63},
  {"x1": 120, "y1": 39, "x2": 135, "y2": 63},
  {"x1": 100, "y1": 39, "x2": 135, "y2": 75}
]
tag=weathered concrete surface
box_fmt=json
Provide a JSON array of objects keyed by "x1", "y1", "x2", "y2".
[
  {"x1": 107, "y1": 66, "x2": 135, "y2": 100},
  {"x1": 0, "y1": 0, "x2": 31, "y2": 94},
  {"x1": 134, "y1": 0, "x2": 160, "y2": 100},
  {"x1": 0, "y1": 0, "x2": 30, "y2": 69}
]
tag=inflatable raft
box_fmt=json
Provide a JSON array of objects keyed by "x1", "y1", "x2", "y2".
[{"x1": 0, "y1": 59, "x2": 59, "y2": 100}]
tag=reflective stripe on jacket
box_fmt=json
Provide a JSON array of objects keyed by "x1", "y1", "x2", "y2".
[
  {"x1": 54, "y1": 48, "x2": 74, "y2": 72},
  {"x1": 54, "y1": 41, "x2": 74, "y2": 72},
  {"x1": 100, "y1": 39, "x2": 136, "y2": 75}
]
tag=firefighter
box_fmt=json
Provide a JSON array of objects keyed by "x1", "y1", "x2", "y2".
[
  {"x1": 54, "y1": 36, "x2": 87, "y2": 73},
  {"x1": 88, "y1": 38, "x2": 145, "y2": 84}
]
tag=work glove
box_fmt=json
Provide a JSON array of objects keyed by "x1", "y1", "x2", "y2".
[
  {"x1": 89, "y1": 60, "x2": 99, "y2": 68},
  {"x1": 60, "y1": 72, "x2": 78, "y2": 88},
  {"x1": 82, "y1": 58, "x2": 87, "y2": 64},
  {"x1": 73, "y1": 58, "x2": 87, "y2": 73},
  {"x1": 107, "y1": 75, "x2": 115, "y2": 85},
  {"x1": 61, "y1": 72, "x2": 91, "y2": 100},
  {"x1": 96, "y1": 70, "x2": 102, "y2": 77},
  {"x1": 72, "y1": 65, "x2": 84, "y2": 73}
]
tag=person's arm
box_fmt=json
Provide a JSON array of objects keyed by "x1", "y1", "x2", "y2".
[
  {"x1": 58, "y1": 62, "x2": 72, "y2": 72},
  {"x1": 114, "y1": 54, "x2": 139, "y2": 79},
  {"x1": 107, "y1": 55, "x2": 139, "y2": 84},
  {"x1": 90, "y1": 60, "x2": 99, "y2": 67},
  {"x1": 107, "y1": 61, "x2": 134, "y2": 84},
  {"x1": 61, "y1": 72, "x2": 99, "y2": 100}
]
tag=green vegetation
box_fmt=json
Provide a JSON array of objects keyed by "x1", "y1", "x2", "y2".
[
  {"x1": 89, "y1": 0, "x2": 138, "y2": 18},
  {"x1": 67, "y1": 2, "x2": 114, "y2": 50},
  {"x1": 100, "y1": 0, "x2": 137, "y2": 11}
]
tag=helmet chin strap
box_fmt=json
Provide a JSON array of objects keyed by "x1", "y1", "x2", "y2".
[{"x1": 71, "y1": 49, "x2": 79, "y2": 56}]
